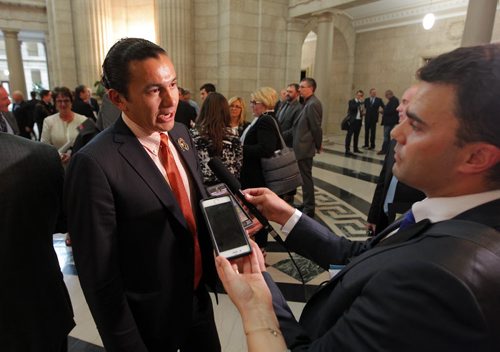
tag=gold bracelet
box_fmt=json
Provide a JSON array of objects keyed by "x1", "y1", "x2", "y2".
[{"x1": 245, "y1": 327, "x2": 281, "y2": 337}]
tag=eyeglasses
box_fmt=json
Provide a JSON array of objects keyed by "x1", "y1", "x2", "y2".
[
  {"x1": 250, "y1": 100, "x2": 263, "y2": 105},
  {"x1": 229, "y1": 105, "x2": 242, "y2": 109},
  {"x1": 56, "y1": 99, "x2": 71, "y2": 104}
]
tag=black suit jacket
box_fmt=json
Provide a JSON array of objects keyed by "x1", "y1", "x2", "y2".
[
  {"x1": 363, "y1": 97, "x2": 384, "y2": 124},
  {"x1": 381, "y1": 96, "x2": 399, "y2": 126},
  {"x1": 267, "y1": 199, "x2": 500, "y2": 351},
  {"x1": 241, "y1": 112, "x2": 281, "y2": 189},
  {"x1": 347, "y1": 98, "x2": 363, "y2": 120},
  {"x1": 175, "y1": 100, "x2": 197, "y2": 128},
  {"x1": 64, "y1": 117, "x2": 216, "y2": 352},
  {"x1": 72, "y1": 98, "x2": 96, "y2": 121},
  {"x1": 278, "y1": 100, "x2": 302, "y2": 147},
  {"x1": 0, "y1": 134, "x2": 75, "y2": 350},
  {"x1": 368, "y1": 140, "x2": 425, "y2": 233}
]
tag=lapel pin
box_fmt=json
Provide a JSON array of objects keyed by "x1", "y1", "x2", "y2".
[{"x1": 177, "y1": 137, "x2": 190, "y2": 151}]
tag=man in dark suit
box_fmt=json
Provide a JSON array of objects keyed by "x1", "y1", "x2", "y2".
[
  {"x1": 367, "y1": 85, "x2": 425, "y2": 235},
  {"x1": 277, "y1": 83, "x2": 302, "y2": 204},
  {"x1": 293, "y1": 77, "x2": 322, "y2": 217},
  {"x1": 362, "y1": 88, "x2": 384, "y2": 150},
  {"x1": 216, "y1": 43, "x2": 500, "y2": 351},
  {"x1": 344, "y1": 90, "x2": 364, "y2": 155},
  {"x1": 72, "y1": 85, "x2": 97, "y2": 121},
  {"x1": 64, "y1": 38, "x2": 220, "y2": 352},
  {"x1": 0, "y1": 86, "x2": 19, "y2": 135},
  {"x1": 277, "y1": 83, "x2": 302, "y2": 148},
  {"x1": 175, "y1": 89, "x2": 197, "y2": 128},
  {"x1": 34, "y1": 89, "x2": 56, "y2": 140},
  {"x1": 378, "y1": 89, "x2": 399, "y2": 155},
  {"x1": 0, "y1": 134, "x2": 75, "y2": 351}
]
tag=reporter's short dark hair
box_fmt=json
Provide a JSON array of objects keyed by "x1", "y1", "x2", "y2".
[
  {"x1": 102, "y1": 38, "x2": 166, "y2": 99},
  {"x1": 418, "y1": 43, "x2": 500, "y2": 186}
]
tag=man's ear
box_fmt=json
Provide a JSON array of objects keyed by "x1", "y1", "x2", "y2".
[
  {"x1": 459, "y1": 143, "x2": 500, "y2": 176},
  {"x1": 108, "y1": 89, "x2": 127, "y2": 112}
]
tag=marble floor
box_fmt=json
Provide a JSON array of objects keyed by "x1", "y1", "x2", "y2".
[{"x1": 55, "y1": 132, "x2": 387, "y2": 351}]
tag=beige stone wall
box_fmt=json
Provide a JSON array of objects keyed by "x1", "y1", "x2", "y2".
[
  {"x1": 194, "y1": 0, "x2": 289, "y2": 121},
  {"x1": 353, "y1": 16, "x2": 466, "y2": 108}
]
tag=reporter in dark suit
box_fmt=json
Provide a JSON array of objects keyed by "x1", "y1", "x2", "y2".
[
  {"x1": 64, "y1": 38, "x2": 220, "y2": 352},
  {"x1": 277, "y1": 83, "x2": 302, "y2": 148},
  {"x1": 367, "y1": 86, "x2": 425, "y2": 235},
  {"x1": 378, "y1": 89, "x2": 399, "y2": 155},
  {"x1": 0, "y1": 134, "x2": 75, "y2": 351},
  {"x1": 363, "y1": 88, "x2": 384, "y2": 150},
  {"x1": 214, "y1": 44, "x2": 500, "y2": 352}
]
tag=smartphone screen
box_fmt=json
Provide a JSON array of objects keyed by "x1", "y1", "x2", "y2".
[
  {"x1": 201, "y1": 196, "x2": 252, "y2": 259},
  {"x1": 206, "y1": 183, "x2": 253, "y2": 228}
]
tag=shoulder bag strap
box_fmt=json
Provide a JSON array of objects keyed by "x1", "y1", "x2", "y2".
[{"x1": 264, "y1": 113, "x2": 286, "y2": 150}]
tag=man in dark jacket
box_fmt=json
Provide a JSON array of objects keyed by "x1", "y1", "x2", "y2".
[{"x1": 378, "y1": 89, "x2": 399, "y2": 155}]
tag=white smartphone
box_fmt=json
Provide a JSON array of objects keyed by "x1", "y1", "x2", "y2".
[{"x1": 200, "y1": 196, "x2": 252, "y2": 259}]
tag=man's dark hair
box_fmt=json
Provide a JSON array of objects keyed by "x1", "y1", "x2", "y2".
[
  {"x1": 199, "y1": 83, "x2": 216, "y2": 93},
  {"x1": 52, "y1": 86, "x2": 73, "y2": 103},
  {"x1": 288, "y1": 83, "x2": 300, "y2": 91},
  {"x1": 102, "y1": 38, "x2": 166, "y2": 99},
  {"x1": 301, "y1": 77, "x2": 317, "y2": 92},
  {"x1": 417, "y1": 43, "x2": 500, "y2": 185},
  {"x1": 75, "y1": 85, "x2": 87, "y2": 100},
  {"x1": 30, "y1": 91, "x2": 37, "y2": 99},
  {"x1": 40, "y1": 90, "x2": 51, "y2": 99},
  {"x1": 357, "y1": 90, "x2": 364, "y2": 95}
]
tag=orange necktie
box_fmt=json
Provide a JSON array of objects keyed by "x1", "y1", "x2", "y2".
[{"x1": 160, "y1": 133, "x2": 202, "y2": 288}]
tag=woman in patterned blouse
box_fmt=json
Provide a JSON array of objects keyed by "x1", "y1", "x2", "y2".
[{"x1": 190, "y1": 92, "x2": 243, "y2": 185}]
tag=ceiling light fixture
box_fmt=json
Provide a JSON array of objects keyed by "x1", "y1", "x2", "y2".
[{"x1": 422, "y1": 13, "x2": 435, "y2": 30}]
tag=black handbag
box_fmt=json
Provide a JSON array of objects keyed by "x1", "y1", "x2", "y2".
[
  {"x1": 261, "y1": 117, "x2": 303, "y2": 195},
  {"x1": 341, "y1": 114, "x2": 351, "y2": 131}
]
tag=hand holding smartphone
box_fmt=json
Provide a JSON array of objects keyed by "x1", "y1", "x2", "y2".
[{"x1": 200, "y1": 196, "x2": 252, "y2": 259}]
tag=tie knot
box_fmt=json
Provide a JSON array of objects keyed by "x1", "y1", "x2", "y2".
[
  {"x1": 160, "y1": 133, "x2": 169, "y2": 147},
  {"x1": 399, "y1": 210, "x2": 416, "y2": 230}
]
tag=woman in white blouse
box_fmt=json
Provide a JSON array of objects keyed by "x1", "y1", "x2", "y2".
[{"x1": 41, "y1": 86, "x2": 87, "y2": 165}]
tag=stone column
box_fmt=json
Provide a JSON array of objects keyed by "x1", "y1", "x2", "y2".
[
  {"x1": 461, "y1": 0, "x2": 498, "y2": 47},
  {"x1": 71, "y1": 0, "x2": 112, "y2": 88},
  {"x1": 156, "y1": 0, "x2": 194, "y2": 91},
  {"x1": 3, "y1": 30, "x2": 27, "y2": 96},
  {"x1": 45, "y1": 0, "x2": 78, "y2": 87},
  {"x1": 313, "y1": 12, "x2": 334, "y2": 129},
  {"x1": 285, "y1": 19, "x2": 306, "y2": 86}
]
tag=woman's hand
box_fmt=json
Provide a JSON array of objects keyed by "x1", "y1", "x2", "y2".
[{"x1": 215, "y1": 240, "x2": 271, "y2": 314}]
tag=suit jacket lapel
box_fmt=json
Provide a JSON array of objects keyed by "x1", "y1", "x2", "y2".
[{"x1": 113, "y1": 118, "x2": 189, "y2": 230}]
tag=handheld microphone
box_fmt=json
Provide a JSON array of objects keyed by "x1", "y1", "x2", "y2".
[{"x1": 208, "y1": 158, "x2": 285, "y2": 246}]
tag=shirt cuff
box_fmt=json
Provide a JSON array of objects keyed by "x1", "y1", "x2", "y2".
[{"x1": 280, "y1": 209, "x2": 302, "y2": 240}]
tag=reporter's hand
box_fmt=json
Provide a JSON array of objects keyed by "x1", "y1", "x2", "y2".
[
  {"x1": 366, "y1": 223, "x2": 376, "y2": 233},
  {"x1": 242, "y1": 188, "x2": 295, "y2": 226}
]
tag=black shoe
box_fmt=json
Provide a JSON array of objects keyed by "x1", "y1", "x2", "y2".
[
  {"x1": 345, "y1": 150, "x2": 354, "y2": 156},
  {"x1": 361, "y1": 145, "x2": 369, "y2": 149},
  {"x1": 354, "y1": 149, "x2": 363, "y2": 153},
  {"x1": 368, "y1": 146, "x2": 375, "y2": 150},
  {"x1": 377, "y1": 150, "x2": 386, "y2": 155}
]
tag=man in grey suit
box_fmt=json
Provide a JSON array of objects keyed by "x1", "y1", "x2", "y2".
[
  {"x1": 0, "y1": 86, "x2": 19, "y2": 135},
  {"x1": 0, "y1": 134, "x2": 75, "y2": 351},
  {"x1": 293, "y1": 77, "x2": 323, "y2": 217}
]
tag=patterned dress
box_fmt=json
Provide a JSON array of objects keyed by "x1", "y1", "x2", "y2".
[{"x1": 190, "y1": 127, "x2": 243, "y2": 185}]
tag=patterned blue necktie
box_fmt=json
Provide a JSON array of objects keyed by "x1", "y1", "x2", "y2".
[{"x1": 398, "y1": 210, "x2": 416, "y2": 230}]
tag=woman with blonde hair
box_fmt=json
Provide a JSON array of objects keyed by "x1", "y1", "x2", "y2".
[
  {"x1": 228, "y1": 96, "x2": 250, "y2": 136},
  {"x1": 240, "y1": 87, "x2": 281, "y2": 249}
]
